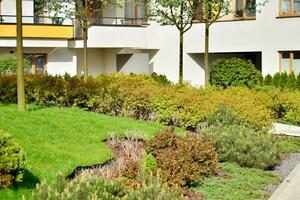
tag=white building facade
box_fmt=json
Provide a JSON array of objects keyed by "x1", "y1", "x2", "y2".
[{"x1": 0, "y1": 0, "x2": 300, "y2": 85}]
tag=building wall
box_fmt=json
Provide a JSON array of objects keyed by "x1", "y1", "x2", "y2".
[{"x1": 1, "y1": 0, "x2": 33, "y2": 16}]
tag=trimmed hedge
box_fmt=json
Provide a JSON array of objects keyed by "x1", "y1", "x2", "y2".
[
  {"x1": 262, "y1": 72, "x2": 300, "y2": 90},
  {"x1": 210, "y1": 58, "x2": 262, "y2": 88},
  {"x1": 0, "y1": 131, "x2": 26, "y2": 188},
  {"x1": 0, "y1": 73, "x2": 300, "y2": 128}
]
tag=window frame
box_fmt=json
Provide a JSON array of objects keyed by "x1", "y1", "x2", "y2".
[
  {"x1": 279, "y1": 0, "x2": 300, "y2": 17},
  {"x1": 234, "y1": 0, "x2": 257, "y2": 20},
  {"x1": 24, "y1": 53, "x2": 48, "y2": 74},
  {"x1": 279, "y1": 51, "x2": 300, "y2": 73}
]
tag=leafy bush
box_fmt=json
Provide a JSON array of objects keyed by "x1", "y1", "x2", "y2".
[
  {"x1": 1, "y1": 73, "x2": 300, "y2": 127},
  {"x1": 0, "y1": 55, "x2": 31, "y2": 74},
  {"x1": 146, "y1": 130, "x2": 218, "y2": 187},
  {"x1": 31, "y1": 172, "x2": 184, "y2": 200},
  {"x1": 0, "y1": 131, "x2": 26, "y2": 188},
  {"x1": 263, "y1": 74, "x2": 273, "y2": 85},
  {"x1": 203, "y1": 125, "x2": 281, "y2": 169},
  {"x1": 210, "y1": 58, "x2": 262, "y2": 88},
  {"x1": 151, "y1": 72, "x2": 171, "y2": 86}
]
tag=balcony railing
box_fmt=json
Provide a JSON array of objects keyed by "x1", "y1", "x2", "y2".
[
  {"x1": 0, "y1": 15, "x2": 74, "y2": 25},
  {"x1": 0, "y1": 15, "x2": 146, "y2": 26}
]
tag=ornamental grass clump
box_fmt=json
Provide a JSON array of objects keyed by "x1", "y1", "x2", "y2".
[
  {"x1": 146, "y1": 130, "x2": 218, "y2": 187},
  {"x1": 0, "y1": 131, "x2": 26, "y2": 188}
]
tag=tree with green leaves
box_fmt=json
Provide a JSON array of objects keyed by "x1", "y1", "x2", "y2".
[
  {"x1": 35, "y1": 0, "x2": 119, "y2": 82},
  {"x1": 16, "y1": 0, "x2": 26, "y2": 111},
  {"x1": 149, "y1": 0, "x2": 201, "y2": 84},
  {"x1": 196, "y1": 0, "x2": 267, "y2": 86}
]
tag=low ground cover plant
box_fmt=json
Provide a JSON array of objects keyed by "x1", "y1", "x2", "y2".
[
  {"x1": 3, "y1": 73, "x2": 300, "y2": 128},
  {"x1": 0, "y1": 131, "x2": 26, "y2": 188}
]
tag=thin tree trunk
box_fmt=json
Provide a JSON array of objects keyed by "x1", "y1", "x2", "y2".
[
  {"x1": 204, "y1": 22, "x2": 210, "y2": 86},
  {"x1": 179, "y1": 32, "x2": 184, "y2": 84},
  {"x1": 16, "y1": 0, "x2": 26, "y2": 112},
  {"x1": 83, "y1": 27, "x2": 88, "y2": 82}
]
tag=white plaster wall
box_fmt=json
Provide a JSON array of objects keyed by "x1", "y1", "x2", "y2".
[
  {"x1": 118, "y1": 53, "x2": 150, "y2": 74},
  {"x1": 47, "y1": 48, "x2": 77, "y2": 76},
  {"x1": 182, "y1": 0, "x2": 300, "y2": 85},
  {"x1": 0, "y1": 39, "x2": 69, "y2": 48},
  {"x1": 1, "y1": 0, "x2": 33, "y2": 16},
  {"x1": 76, "y1": 48, "x2": 105, "y2": 76}
]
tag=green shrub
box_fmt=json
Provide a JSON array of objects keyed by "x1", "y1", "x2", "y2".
[
  {"x1": 210, "y1": 58, "x2": 262, "y2": 88},
  {"x1": 280, "y1": 72, "x2": 288, "y2": 88},
  {"x1": 297, "y1": 73, "x2": 300, "y2": 89},
  {"x1": 0, "y1": 55, "x2": 31, "y2": 74},
  {"x1": 0, "y1": 131, "x2": 26, "y2": 188},
  {"x1": 264, "y1": 74, "x2": 273, "y2": 85},
  {"x1": 203, "y1": 125, "x2": 281, "y2": 169},
  {"x1": 151, "y1": 72, "x2": 171, "y2": 85},
  {"x1": 287, "y1": 72, "x2": 297, "y2": 89},
  {"x1": 146, "y1": 130, "x2": 218, "y2": 187},
  {"x1": 272, "y1": 73, "x2": 280, "y2": 87},
  {"x1": 204, "y1": 105, "x2": 241, "y2": 127}
]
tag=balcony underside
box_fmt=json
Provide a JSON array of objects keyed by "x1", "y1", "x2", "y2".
[{"x1": 0, "y1": 24, "x2": 74, "y2": 39}]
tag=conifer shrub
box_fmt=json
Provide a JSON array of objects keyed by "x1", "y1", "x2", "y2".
[
  {"x1": 210, "y1": 58, "x2": 262, "y2": 88},
  {"x1": 287, "y1": 72, "x2": 297, "y2": 89},
  {"x1": 297, "y1": 73, "x2": 300, "y2": 89},
  {"x1": 31, "y1": 172, "x2": 184, "y2": 200},
  {"x1": 0, "y1": 131, "x2": 26, "y2": 188},
  {"x1": 203, "y1": 125, "x2": 281, "y2": 169},
  {"x1": 263, "y1": 74, "x2": 273, "y2": 85},
  {"x1": 146, "y1": 130, "x2": 218, "y2": 187},
  {"x1": 272, "y1": 73, "x2": 281, "y2": 87}
]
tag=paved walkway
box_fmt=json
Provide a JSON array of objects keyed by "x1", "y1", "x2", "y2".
[
  {"x1": 273, "y1": 123, "x2": 300, "y2": 137},
  {"x1": 269, "y1": 163, "x2": 300, "y2": 200}
]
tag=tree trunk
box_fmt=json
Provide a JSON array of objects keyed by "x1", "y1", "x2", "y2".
[
  {"x1": 204, "y1": 22, "x2": 210, "y2": 86},
  {"x1": 16, "y1": 0, "x2": 26, "y2": 112},
  {"x1": 179, "y1": 31, "x2": 184, "y2": 84},
  {"x1": 83, "y1": 27, "x2": 88, "y2": 82}
]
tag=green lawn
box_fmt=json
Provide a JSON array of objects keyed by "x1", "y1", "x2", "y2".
[
  {"x1": 0, "y1": 104, "x2": 169, "y2": 199},
  {"x1": 195, "y1": 163, "x2": 280, "y2": 200}
]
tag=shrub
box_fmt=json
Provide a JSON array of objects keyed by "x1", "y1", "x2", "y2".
[
  {"x1": 280, "y1": 72, "x2": 288, "y2": 88},
  {"x1": 32, "y1": 172, "x2": 184, "y2": 200},
  {"x1": 287, "y1": 72, "x2": 297, "y2": 89},
  {"x1": 0, "y1": 55, "x2": 31, "y2": 74},
  {"x1": 297, "y1": 73, "x2": 300, "y2": 89},
  {"x1": 146, "y1": 130, "x2": 218, "y2": 187},
  {"x1": 32, "y1": 173, "x2": 128, "y2": 200},
  {"x1": 203, "y1": 125, "x2": 281, "y2": 169},
  {"x1": 264, "y1": 74, "x2": 273, "y2": 85},
  {"x1": 0, "y1": 131, "x2": 26, "y2": 188},
  {"x1": 151, "y1": 72, "x2": 171, "y2": 86},
  {"x1": 272, "y1": 73, "x2": 280, "y2": 87},
  {"x1": 210, "y1": 58, "x2": 262, "y2": 88}
]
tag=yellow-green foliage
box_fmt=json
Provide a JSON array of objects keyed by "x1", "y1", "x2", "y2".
[
  {"x1": 0, "y1": 131, "x2": 26, "y2": 188},
  {"x1": 1, "y1": 73, "x2": 300, "y2": 128}
]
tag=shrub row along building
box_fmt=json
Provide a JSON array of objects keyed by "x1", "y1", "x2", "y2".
[{"x1": 0, "y1": 0, "x2": 299, "y2": 85}]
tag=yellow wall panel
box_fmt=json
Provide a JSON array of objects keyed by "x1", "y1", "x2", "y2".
[{"x1": 0, "y1": 24, "x2": 73, "y2": 39}]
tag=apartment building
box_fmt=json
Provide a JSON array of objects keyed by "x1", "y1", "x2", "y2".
[{"x1": 0, "y1": 0, "x2": 299, "y2": 85}]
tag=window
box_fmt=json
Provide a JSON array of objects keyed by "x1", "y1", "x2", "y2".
[
  {"x1": 124, "y1": 0, "x2": 145, "y2": 19},
  {"x1": 235, "y1": 0, "x2": 256, "y2": 18},
  {"x1": 279, "y1": 51, "x2": 300, "y2": 74},
  {"x1": 280, "y1": 0, "x2": 300, "y2": 16},
  {"x1": 24, "y1": 54, "x2": 47, "y2": 74}
]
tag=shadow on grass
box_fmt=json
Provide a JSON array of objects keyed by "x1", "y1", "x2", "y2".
[{"x1": 14, "y1": 170, "x2": 40, "y2": 190}]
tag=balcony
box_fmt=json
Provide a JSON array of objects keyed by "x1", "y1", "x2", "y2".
[{"x1": 0, "y1": 15, "x2": 74, "y2": 39}]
